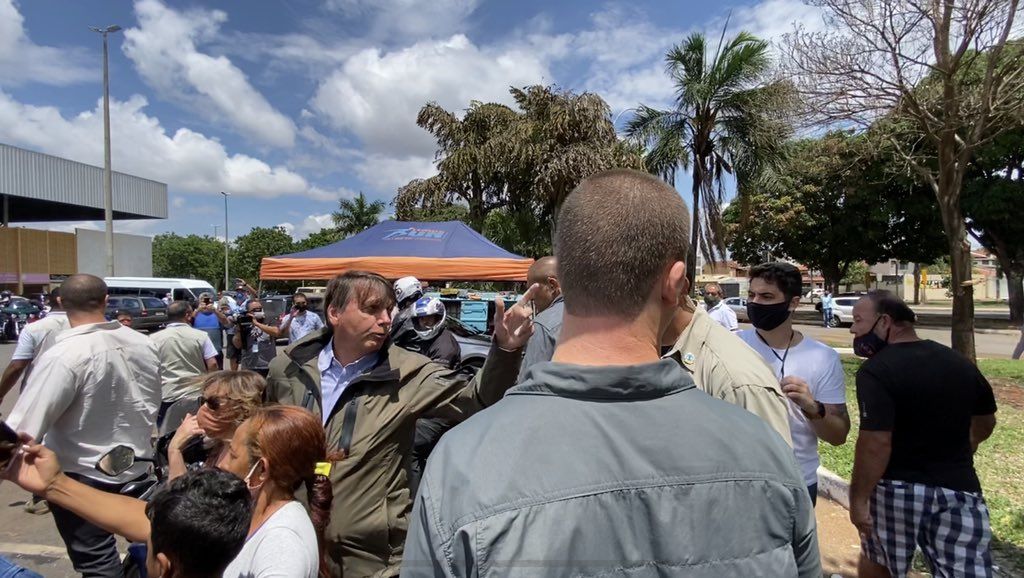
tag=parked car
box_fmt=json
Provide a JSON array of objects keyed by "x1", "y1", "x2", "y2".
[
  {"x1": 445, "y1": 316, "x2": 491, "y2": 372},
  {"x1": 261, "y1": 294, "x2": 327, "y2": 344},
  {"x1": 723, "y1": 296, "x2": 749, "y2": 322},
  {"x1": 812, "y1": 296, "x2": 858, "y2": 327},
  {"x1": 106, "y1": 295, "x2": 169, "y2": 331}
]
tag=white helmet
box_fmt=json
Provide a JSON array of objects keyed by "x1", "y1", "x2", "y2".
[
  {"x1": 394, "y1": 276, "x2": 422, "y2": 307},
  {"x1": 411, "y1": 297, "x2": 446, "y2": 340}
]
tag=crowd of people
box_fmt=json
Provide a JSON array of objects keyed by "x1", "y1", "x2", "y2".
[{"x1": 0, "y1": 168, "x2": 1002, "y2": 578}]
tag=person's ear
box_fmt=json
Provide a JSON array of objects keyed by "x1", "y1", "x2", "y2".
[
  {"x1": 789, "y1": 295, "x2": 802, "y2": 311},
  {"x1": 156, "y1": 552, "x2": 173, "y2": 578},
  {"x1": 327, "y1": 303, "x2": 344, "y2": 327},
  {"x1": 661, "y1": 261, "x2": 687, "y2": 306},
  {"x1": 56, "y1": 296, "x2": 63, "y2": 309},
  {"x1": 547, "y1": 277, "x2": 560, "y2": 294}
]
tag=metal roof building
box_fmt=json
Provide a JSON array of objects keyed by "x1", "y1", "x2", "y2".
[{"x1": 0, "y1": 143, "x2": 167, "y2": 223}]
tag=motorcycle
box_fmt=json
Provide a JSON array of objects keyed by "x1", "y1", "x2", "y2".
[{"x1": 0, "y1": 301, "x2": 40, "y2": 342}]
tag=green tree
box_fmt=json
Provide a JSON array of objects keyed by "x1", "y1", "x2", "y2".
[
  {"x1": 394, "y1": 202, "x2": 470, "y2": 223},
  {"x1": 627, "y1": 30, "x2": 794, "y2": 285},
  {"x1": 724, "y1": 132, "x2": 945, "y2": 291},
  {"x1": 230, "y1": 226, "x2": 295, "y2": 287},
  {"x1": 293, "y1": 227, "x2": 344, "y2": 252},
  {"x1": 963, "y1": 126, "x2": 1024, "y2": 323},
  {"x1": 482, "y1": 208, "x2": 552, "y2": 259},
  {"x1": 395, "y1": 85, "x2": 643, "y2": 248},
  {"x1": 333, "y1": 192, "x2": 385, "y2": 237},
  {"x1": 152, "y1": 233, "x2": 225, "y2": 288}
]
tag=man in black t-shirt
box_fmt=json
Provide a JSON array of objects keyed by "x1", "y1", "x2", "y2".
[{"x1": 848, "y1": 291, "x2": 997, "y2": 578}]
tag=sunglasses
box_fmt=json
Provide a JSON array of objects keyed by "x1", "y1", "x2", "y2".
[{"x1": 198, "y1": 395, "x2": 228, "y2": 411}]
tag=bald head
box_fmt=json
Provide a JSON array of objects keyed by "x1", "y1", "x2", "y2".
[
  {"x1": 556, "y1": 169, "x2": 689, "y2": 318},
  {"x1": 59, "y1": 274, "x2": 108, "y2": 314},
  {"x1": 527, "y1": 256, "x2": 560, "y2": 313}
]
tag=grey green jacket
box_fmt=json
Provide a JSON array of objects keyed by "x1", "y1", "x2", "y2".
[{"x1": 403, "y1": 359, "x2": 821, "y2": 577}]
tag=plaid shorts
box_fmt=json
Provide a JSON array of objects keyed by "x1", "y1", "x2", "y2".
[{"x1": 862, "y1": 479, "x2": 993, "y2": 578}]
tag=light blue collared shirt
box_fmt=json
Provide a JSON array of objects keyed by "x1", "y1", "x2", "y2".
[{"x1": 318, "y1": 339, "x2": 379, "y2": 425}]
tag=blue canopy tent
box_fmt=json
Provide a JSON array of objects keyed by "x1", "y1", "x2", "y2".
[{"x1": 260, "y1": 220, "x2": 534, "y2": 281}]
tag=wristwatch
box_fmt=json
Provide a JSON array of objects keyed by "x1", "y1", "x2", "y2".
[{"x1": 804, "y1": 401, "x2": 826, "y2": 421}]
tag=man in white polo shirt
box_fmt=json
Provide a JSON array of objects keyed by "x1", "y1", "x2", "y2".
[
  {"x1": 0, "y1": 287, "x2": 69, "y2": 405},
  {"x1": 6, "y1": 274, "x2": 161, "y2": 577},
  {"x1": 702, "y1": 282, "x2": 738, "y2": 331}
]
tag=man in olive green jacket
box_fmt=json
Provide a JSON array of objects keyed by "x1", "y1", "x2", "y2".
[{"x1": 266, "y1": 271, "x2": 534, "y2": 578}]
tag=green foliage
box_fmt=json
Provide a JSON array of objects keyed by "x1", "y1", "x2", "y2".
[
  {"x1": 626, "y1": 30, "x2": 794, "y2": 278},
  {"x1": 152, "y1": 233, "x2": 226, "y2": 288},
  {"x1": 724, "y1": 131, "x2": 945, "y2": 289},
  {"x1": 333, "y1": 192, "x2": 385, "y2": 236},
  {"x1": 230, "y1": 226, "x2": 295, "y2": 286},
  {"x1": 293, "y1": 227, "x2": 344, "y2": 252},
  {"x1": 483, "y1": 208, "x2": 552, "y2": 259},
  {"x1": 841, "y1": 261, "x2": 870, "y2": 287},
  {"x1": 395, "y1": 84, "x2": 642, "y2": 252},
  {"x1": 395, "y1": 202, "x2": 470, "y2": 223}
]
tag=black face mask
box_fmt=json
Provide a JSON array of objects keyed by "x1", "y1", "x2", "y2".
[
  {"x1": 746, "y1": 301, "x2": 792, "y2": 331},
  {"x1": 295, "y1": 303, "x2": 307, "y2": 311},
  {"x1": 703, "y1": 296, "x2": 720, "y2": 308},
  {"x1": 853, "y1": 317, "x2": 889, "y2": 358}
]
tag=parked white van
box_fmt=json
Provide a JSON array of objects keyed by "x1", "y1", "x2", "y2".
[{"x1": 104, "y1": 277, "x2": 216, "y2": 303}]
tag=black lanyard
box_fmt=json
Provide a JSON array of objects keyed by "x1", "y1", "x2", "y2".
[{"x1": 756, "y1": 330, "x2": 794, "y2": 378}]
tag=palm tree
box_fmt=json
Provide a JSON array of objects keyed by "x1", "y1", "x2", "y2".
[
  {"x1": 333, "y1": 192, "x2": 385, "y2": 237},
  {"x1": 626, "y1": 30, "x2": 792, "y2": 284}
]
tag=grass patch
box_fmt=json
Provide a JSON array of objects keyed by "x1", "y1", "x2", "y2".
[{"x1": 820, "y1": 356, "x2": 1024, "y2": 569}]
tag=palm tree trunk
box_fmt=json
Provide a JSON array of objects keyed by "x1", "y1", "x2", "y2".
[{"x1": 687, "y1": 164, "x2": 702, "y2": 290}]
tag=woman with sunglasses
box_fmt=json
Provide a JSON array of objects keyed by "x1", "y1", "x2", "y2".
[
  {"x1": 4, "y1": 405, "x2": 336, "y2": 578},
  {"x1": 167, "y1": 370, "x2": 264, "y2": 481}
]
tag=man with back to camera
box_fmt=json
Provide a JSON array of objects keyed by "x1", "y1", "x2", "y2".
[
  {"x1": 0, "y1": 288, "x2": 68, "y2": 405},
  {"x1": 403, "y1": 169, "x2": 820, "y2": 577},
  {"x1": 150, "y1": 301, "x2": 219, "y2": 426},
  {"x1": 516, "y1": 255, "x2": 562, "y2": 377},
  {"x1": 848, "y1": 291, "x2": 997, "y2": 578},
  {"x1": 702, "y1": 281, "x2": 738, "y2": 331},
  {"x1": 5, "y1": 274, "x2": 161, "y2": 577},
  {"x1": 738, "y1": 262, "x2": 850, "y2": 505}
]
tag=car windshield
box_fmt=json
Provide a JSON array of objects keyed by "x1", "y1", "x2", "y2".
[{"x1": 142, "y1": 298, "x2": 166, "y2": 309}]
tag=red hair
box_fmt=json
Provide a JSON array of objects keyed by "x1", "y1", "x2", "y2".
[{"x1": 245, "y1": 406, "x2": 337, "y2": 578}]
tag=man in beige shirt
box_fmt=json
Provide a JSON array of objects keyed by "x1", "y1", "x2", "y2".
[{"x1": 662, "y1": 299, "x2": 792, "y2": 445}]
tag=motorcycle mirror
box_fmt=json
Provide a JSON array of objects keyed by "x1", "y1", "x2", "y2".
[{"x1": 96, "y1": 445, "x2": 137, "y2": 477}]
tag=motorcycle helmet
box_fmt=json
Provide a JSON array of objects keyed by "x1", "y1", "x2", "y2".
[
  {"x1": 393, "y1": 276, "x2": 423, "y2": 308},
  {"x1": 411, "y1": 297, "x2": 446, "y2": 341}
]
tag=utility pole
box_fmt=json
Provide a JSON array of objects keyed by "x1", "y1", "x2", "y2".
[
  {"x1": 90, "y1": 25, "x2": 122, "y2": 276},
  {"x1": 221, "y1": 191, "x2": 230, "y2": 291}
]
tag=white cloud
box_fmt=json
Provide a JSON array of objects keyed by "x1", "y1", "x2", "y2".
[
  {"x1": 0, "y1": 0, "x2": 92, "y2": 86},
  {"x1": 308, "y1": 185, "x2": 358, "y2": 202},
  {"x1": 311, "y1": 34, "x2": 549, "y2": 190},
  {"x1": 171, "y1": 196, "x2": 186, "y2": 209},
  {"x1": 278, "y1": 213, "x2": 335, "y2": 241},
  {"x1": 729, "y1": 0, "x2": 827, "y2": 44},
  {"x1": 0, "y1": 91, "x2": 311, "y2": 198},
  {"x1": 123, "y1": 0, "x2": 297, "y2": 148},
  {"x1": 323, "y1": 0, "x2": 480, "y2": 41},
  {"x1": 354, "y1": 154, "x2": 437, "y2": 193}
]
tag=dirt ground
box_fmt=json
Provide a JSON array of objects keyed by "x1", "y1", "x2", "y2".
[{"x1": 817, "y1": 498, "x2": 865, "y2": 577}]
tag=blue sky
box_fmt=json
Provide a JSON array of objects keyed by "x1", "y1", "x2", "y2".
[{"x1": 0, "y1": 0, "x2": 824, "y2": 242}]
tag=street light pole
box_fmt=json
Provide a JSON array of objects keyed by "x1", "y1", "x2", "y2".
[
  {"x1": 90, "y1": 25, "x2": 122, "y2": 277},
  {"x1": 221, "y1": 191, "x2": 230, "y2": 291}
]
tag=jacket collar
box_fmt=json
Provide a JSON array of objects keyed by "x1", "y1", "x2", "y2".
[
  {"x1": 284, "y1": 327, "x2": 398, "y2": 382},
  {"x1": 512, "y1": 358, "x2": 696, "y2": 401},
  {"x1": 662, "y1": 308, "x2": 714, "y2": 372}
]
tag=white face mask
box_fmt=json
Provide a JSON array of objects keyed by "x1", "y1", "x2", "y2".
[{"x1": 244, "y1": 460, "x2": 264, "y2": 494}]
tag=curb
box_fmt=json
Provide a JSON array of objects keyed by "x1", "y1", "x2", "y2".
[
  {"x1": 976, "y1": 328, "x2": 1020, "y2": 336},
  {"x1": 816, "y1": 466, "x2": 849, "y2": 510}
]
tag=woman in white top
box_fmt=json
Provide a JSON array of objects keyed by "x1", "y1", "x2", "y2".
[{"x1": 220, "y1": 405, "x2": 335, "y2": 578}]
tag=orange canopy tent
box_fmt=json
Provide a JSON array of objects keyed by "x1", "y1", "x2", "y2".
[{"x1": 260, "y1": 220, "x2": 534, "y2": 281}]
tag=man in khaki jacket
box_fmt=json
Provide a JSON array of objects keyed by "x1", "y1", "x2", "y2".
[
  {"x1": 662, "y1": 299, "x2": 792, "y2": 445},
  {"x1": 266, "y1": 271, "x2": 533, "y2": 578}
]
